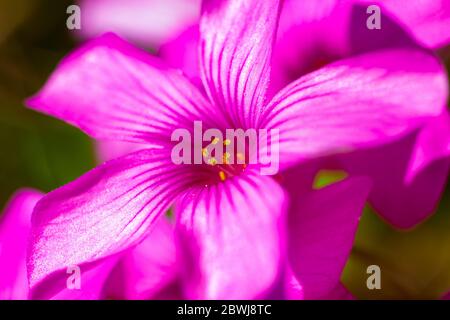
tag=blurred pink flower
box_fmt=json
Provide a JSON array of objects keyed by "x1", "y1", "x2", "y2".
[
  {"x1": 26, "y1": 0, "x2": 447, "y2": 300},
  {"x1": 78, "y1": 0, "x2": 201, "y2": 48}
]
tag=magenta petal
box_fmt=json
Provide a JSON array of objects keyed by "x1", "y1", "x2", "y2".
[
  {"x1": 0, "y1": 189, "x2": 42, "y2": 299},
  {"x1": 104, "y1": 216, "x2": 179, "y2": 300},
  {"x1": 443, "y1": 292, "x2": 450, "y2": 300},
  {"x1": 95, "y1": 140, "x2": 144, "y2": 163},
  {"x1": 287, "y1": 177, "x2": 371, "y2": 299},
  {"x1": 175, "y1": 174, "x2": 287, "y2": 299},
  {"x1": 47, "y1": 256, "x2": 119, "y2": 300},
  {"x1": 263, "y1": 49, "x2": 448, "y2": 169},
  {"x1": 338, "y1": 119, "x2": 450, "y2": 229},
  {"x1": 26, "y1": 33, "x2": 221, "y2": 145},
  {"x1": 27, "y1": 148, "x2": 194, "y2": 293},
  {"x1": 159, "y1": 25, "x2": 202, "y2": 90},
  {"x1": 199, "y1": 0, "x2": 281, "y2": 128},
  {"x1": 363, "y1": 0, "x2": 450, "y2": 48},
  {"x1": 407, "y1": 110, "x2": 450, "y2": 181}
]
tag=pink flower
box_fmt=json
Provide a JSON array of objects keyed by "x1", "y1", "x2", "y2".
[
  {"x1": 26, "y1": 0, "x2": 447, "y2": 299},
  {"x1": 78, "y1": 0, "x2": 201, "y2": 48},
  {"x1": 271, "y1": 0, "x2": 450, "y2": 229}
]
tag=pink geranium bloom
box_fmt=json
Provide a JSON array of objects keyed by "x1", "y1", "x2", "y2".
[{"x1": 26, "y1": 0, "x2": 447, "y2": 300}]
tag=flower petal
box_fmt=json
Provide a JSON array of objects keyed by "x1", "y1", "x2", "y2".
[
  {"x1": 45, "y1": 256, "x2": 119, "y2": 300},
  {"x1": 26, "y1": 33, "x2": 222, "y2": 145},
  {"x1": 159, "y1": 25, "x2": 202, "y2": 90},
  {"x1": 262, "y1": 49, "x2": 448, "y2": 169},
  {"x1": 199, "y1": 0, "x2": 281, "y2": 128},
  {"x1": 337, "y1": 115, "x2": 450, "y2": 229},
  {"x1": 175, "y1": 173, "x2": 287, "y2": 299},
  {"x1": 360, "y1": 0, "x2": 450, "y2": 48},
  {"x1": 0, "y1": 189, "x2": 42, "y2": 299},
  {"x1": 286, "y1": 177, "x2": 371, "y2": 299},
  {"x1": 27, "y1": 148, "x2": 195, "y2": 294},
  {"x1": 104, "y1": 216, "x2": 179, "y2": 300},
  {"x1": 407, "y1": 110, "x2": 450, "y2": 181}
]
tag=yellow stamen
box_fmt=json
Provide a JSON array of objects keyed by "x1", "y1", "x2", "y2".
[
  {"x1": 211, "y1": 137, "x2": 220, "y2": 145},
  {"x1": 219, "y1": 171, "x2": 226, "y2": 181},
  {"x1": 202, "y1": 148, "x2": 208, "y2": 157},
  {"x1": 208, "y1": 157, "x2": 217, "y2": 166},
  {"x1": 223, "y1": 139, "x2": 231, "y2": 146},
  {"x1": 236, "y1": 152, "x2": 244, "y2": 161},
  {"x1": 222, "y1": 152, "x2": 231, "y2": 164}
]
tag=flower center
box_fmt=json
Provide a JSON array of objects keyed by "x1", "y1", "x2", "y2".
[{"x1": 200, "y1": 137, "x2": 251, "y2": 182}]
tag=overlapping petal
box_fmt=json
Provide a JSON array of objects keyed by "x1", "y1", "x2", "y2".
[
  {"x1": 27, "y1": 148, "x2": 197, "y2": 294},
  {"x1": 337, "y1": 112, "x2": 450, "y2": 229},
  {"x1": 199, "y1": 0, "x2": 280, "y2": 128},
  {"x1": 287, "y1": 177, "x2": 371, "y2": 299},
  {"x1": 26, "y1": 33, "x2": 223, "y2": 145},
  {"x1": 104, "y1": 216, "x2": 179, "y2": 300},
  {"x1": 175, "y1": 173, "x2": 287, "y2": 299},
  {"x1": 0, "y1": 190, "x2": 42, "y2": 299},
  {"x1": 360, "y1": 0, "x2": 450, "y2": 49},
  {"x1": 262, "y1": 49, "x2": 448, "y2": 169}
]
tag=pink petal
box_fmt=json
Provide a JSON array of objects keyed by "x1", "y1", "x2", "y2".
[
  {"x1": 271, "y1": 0, "x2": 351, "y2": 96},
  {"x1": 199, "y1": 0, "x2": 281, "y2": 128},
  {"x1": 360, "y1": 0, "x2": 450, "y2": 48},
  {"x1": 95, "y1": 140, "x2": 144, "y2": 163},
  {"x1": 26, "y1": 33, "x2": 222, "y2": 145},
  {"x1": 104, "y1": 216, "x2": 179, "y2": 300},
  {"x1": 279, "y1": 0, "x2": 337, "y2": 28},
  {"x1": 78, "y1": 0, "x2": 200, "y2": 48},
  {"x1": 284, "y1": 268, "x2": 354, "y2": 300},
  {"x1": 287, "y1": 177, "x2": 371, "y2": 299},
  {"x1": 443, "y1": 292, "x2": 450, "y2": 300},
  {"x1": 407, "y1": 110, "x2": 450, "y2": 181},
  {"x1": 27, "y1": 148, "x2": 195, "y2": 295},
  {"x1": 159, "y1": 25, "x2": 202, "y2": 90},
  {"x1": 337, "y1": 117, "x2": 450, "y2": 229},
  {"x1": 0, "y1": 189, "x2": 42, "y2": 299},
  {"x1": 175, "y1": 173, "x2": 287, "y2": 299},
  {"x1": 262, "y1": 49, "x2": 448, "y2": 169},
  {"x1": 46, "y1": 256, "x2": 119, "y2": 300}
]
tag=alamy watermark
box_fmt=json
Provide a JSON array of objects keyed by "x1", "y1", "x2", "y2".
[{"x1": 66, "y1": 265, "x2": 81, "y2": 290}]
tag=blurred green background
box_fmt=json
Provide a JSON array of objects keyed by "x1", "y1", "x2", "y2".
[{"x1": 0, "y1": 0, "x2": 449, "y2": 299}]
